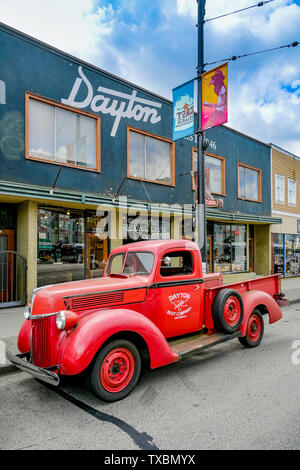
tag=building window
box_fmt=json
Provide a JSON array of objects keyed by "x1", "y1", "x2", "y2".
[
  {"x1": 37, "y1": 208, "x2": 85, "y2": 287},
  {"x1": 127, "y1": 127, "x2": 174, "y2": 185},
  {"x1": 26, "y1": 93, "x2": 100, "y2": 171},
  {"x1": 214, "y1": 223, "x2": 247, "y2": 273},
  {"x1": 192, "y1": 150, "x2": 225, "y2": 195},
  {"x1": 275, "y1": 174, "x2": 285, "y2": 203},
  {"x1": 238, "y1": 164, "x2": 261, "y2": 202},
  {"x1": 288, "y1": 179, "x2": 296, "y2": 206},
  {"x1": 272, "y1": 233, "x2": 284, "y2": 274}
]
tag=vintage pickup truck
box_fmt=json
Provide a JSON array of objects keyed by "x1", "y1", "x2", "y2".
[{"x1": 7, "y1": 239, "x2": 285, "y2": 402}]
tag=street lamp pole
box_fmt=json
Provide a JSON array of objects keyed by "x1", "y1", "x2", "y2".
[{"x1": 197, "y1": 0, "x2": 207, "y2": 272}]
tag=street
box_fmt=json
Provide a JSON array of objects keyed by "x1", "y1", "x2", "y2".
[{"x1": 1, "y1": 303, "x2": 300, "y2": 450}]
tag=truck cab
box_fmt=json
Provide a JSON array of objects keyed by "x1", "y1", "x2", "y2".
[{"x1": 7, "y1": 239, "x2": 284, "y2": 402}]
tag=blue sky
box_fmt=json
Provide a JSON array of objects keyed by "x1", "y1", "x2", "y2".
[{"x1": 1, "y1": 0, "x2": 300, "y2": 154}]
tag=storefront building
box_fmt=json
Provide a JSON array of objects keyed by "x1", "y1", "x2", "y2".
[
  {"x1": 0, "y1": 23, "x2": 280, "y2": 306},
  {"x1": 271, "y1": 145, "x2": 300, "y2": 277},
  {"x1": 186, "y1": 125, "x2": 281, "y2": 283}
]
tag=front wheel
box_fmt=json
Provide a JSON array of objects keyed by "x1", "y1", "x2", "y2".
[
  {"x1": 238, "y1": 310, "x2": 264, "y2": 348},
  {"x1": 87, "y1": 339, "x2": 141, "y2": 402}
]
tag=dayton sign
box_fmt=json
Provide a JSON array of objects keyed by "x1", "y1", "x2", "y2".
[{"x1": 61, "y1": 66, "x2": 162, "y2": 137}]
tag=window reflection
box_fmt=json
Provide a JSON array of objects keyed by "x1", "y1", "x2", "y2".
[
  {"x1": 214, "y1": 223, "x2": 247, "y2": 272},
  {"x1": 129, "y1": 130, "x2": 172, "y2": 184},
  {"x1": 238, "y1": 165, "x2": 260, "y2": 201},
  {"x1": 37, "y1": 209, "x2": 84, "y2": 286}
]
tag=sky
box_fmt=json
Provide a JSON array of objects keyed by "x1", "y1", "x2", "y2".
[{"x1": 1, "y1": 0, "x2": 300, "y2": 155}]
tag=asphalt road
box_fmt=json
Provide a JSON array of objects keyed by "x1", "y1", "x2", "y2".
[{"x1": 1, "y1": 303, "x2": 300, "y2": 450}]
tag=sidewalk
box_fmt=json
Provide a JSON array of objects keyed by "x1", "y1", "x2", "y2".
[
  {"x1": 0, "y1": 276, "x2": 299, "y2": 374},
  {"x1": 0, "y1": 306, "x2": 24, "y2": 374},
  {"x1": 281, "y1": 277, "x2": 300, "y2": 305}
]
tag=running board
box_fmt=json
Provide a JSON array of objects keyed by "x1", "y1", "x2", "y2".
[{"x1": 168, "y1": 331, "x2": 242, "y2": 360}]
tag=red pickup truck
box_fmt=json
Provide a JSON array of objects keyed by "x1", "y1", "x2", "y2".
[{"x1": 7, "y1": 239, "x2": 285, "y2": 402}]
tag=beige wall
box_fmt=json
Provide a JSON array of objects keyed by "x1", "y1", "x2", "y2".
[
  {"x1": 272, "y1": 214, "x2": 299, "y2": 235},
  {"x1": 254, "y1": 224, "x2": 271, "y2": 275},
  {"x1": 17, "y1": 200, "x2": 37, "y2": 300},
  {"x1": 272, "y1": 148, "x2": 300, "y2": 214}
]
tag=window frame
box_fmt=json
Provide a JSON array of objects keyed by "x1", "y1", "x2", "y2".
[
  {"x1": 237, "y1": 163, "x2": 262, "y2": 203},
  {"x1": 275, "y1": 174, "x2": 285, "y2": 204},
  {"x1": 288, "y1": 178, "x2": 296, "y2": 206},
  {"x1": 25, "y1": 92, "x2": 101, "y2": 172},
  {"x1": 192, "y1": 149, "x2": 226, "y2": 196},
  {"x1": 127, "y1": 126, "x2": 175, "y2": 186}
]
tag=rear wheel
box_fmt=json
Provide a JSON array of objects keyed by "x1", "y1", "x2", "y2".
[
  {"x1": 87, "y1": 339, "x2": 141, "y2": 402},
  {"x1": 238, "y1": 310, "x2": 264, "y2": 348},
  {"x1": 212, "y1": 289, "x2": 244, "y2": 334}
]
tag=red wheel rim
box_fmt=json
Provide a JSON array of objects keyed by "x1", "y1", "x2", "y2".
[
  {"x1": 224, "y1": 296, "x2": 241, "y2": 327},
  {"x1": 247, "y1": 314, "x2": 261, "y2": 342},
  {"x1": 100, "y1": 348, "x2": 135, "y2": 393}
]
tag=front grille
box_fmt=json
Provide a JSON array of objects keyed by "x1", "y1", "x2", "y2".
[
  {"x1": 31, "y1": 317, "x2": 52, "y2": 367},
  {"x1": 70, "y1": 291, "x2": 124, "y2": 311}
]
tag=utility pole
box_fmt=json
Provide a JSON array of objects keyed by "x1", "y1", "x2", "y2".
[{"x1": 197, "y1": 0, "x2": 207, "y2": 272}]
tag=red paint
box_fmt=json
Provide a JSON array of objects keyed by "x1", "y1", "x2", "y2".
[
  {"x1": 247, "y1": 313, "x2": 261, "y2": 342},
  {"x1": 16, "y1": 239, "x2": 283, "y2": 383},
  {"x1": 224, "y1": 296, "x2": 241, "y2": 327},
  {"x1": 100, "y1": 347, "x2": 135, "y2": 393}
]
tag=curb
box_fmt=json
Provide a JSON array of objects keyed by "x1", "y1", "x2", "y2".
[
  {"x1": 0, "y1": 364, "x2": 17, "y2": 375},
  {"x1": 289, "y1": 299, "x2": 300, "y2": 306}
]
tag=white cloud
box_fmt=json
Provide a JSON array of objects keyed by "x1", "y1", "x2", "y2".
[{"x1": 0, "y1": 0, "x2": 114, "y2": 61}]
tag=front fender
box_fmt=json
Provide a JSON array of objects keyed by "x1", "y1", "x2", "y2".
[
  {"x1": 240, "y1": 290, "x2": 283, "y2": 337},
  {"x1": 57, "y1": 308, "x2": 179, "y2": 375},
  {"x1": 17, "y1": 320, "x2": 32, "y2": 353}
]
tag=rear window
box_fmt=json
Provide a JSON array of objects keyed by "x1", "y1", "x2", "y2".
[{"x1": 160, "y1": 251, "x2": 194, "y2": 277}]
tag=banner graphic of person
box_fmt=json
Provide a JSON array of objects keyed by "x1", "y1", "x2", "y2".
[{"x1": 201, "y1": 63, "x2": 228, "y2": 131}]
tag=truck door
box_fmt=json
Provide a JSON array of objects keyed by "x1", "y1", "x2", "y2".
[{"x1": 153, "y1": 249, "x2": 203, "y2": 338}]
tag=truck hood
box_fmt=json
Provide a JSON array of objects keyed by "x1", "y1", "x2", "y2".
[{"x1": 31, "y1": 275, "x2": 149, "y2": 315}]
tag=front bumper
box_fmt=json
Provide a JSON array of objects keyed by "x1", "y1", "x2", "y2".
[{"x1": 6, "y1": 350, "x2": 60, "y2": 386}]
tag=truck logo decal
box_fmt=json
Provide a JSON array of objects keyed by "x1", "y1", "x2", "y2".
[{"x1": 167, "y1": 293, "x2": 192, "y2": 319}]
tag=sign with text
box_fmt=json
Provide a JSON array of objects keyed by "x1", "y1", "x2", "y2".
[
  {"x1": 172, "y1": 80, "x2": 194, "y2": 141},
  {"x1": 202, "y1": 63, "x2": 228, "y2": 131}
]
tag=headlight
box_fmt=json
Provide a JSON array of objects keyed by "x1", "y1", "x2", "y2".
[
  {"x1": 56, "y1": 312, "x2": 66, "y2": 330},
  {"x1": 24, "y1": 304, "x2": 31, "y2": 320},
  {"x1": 56, "y1": 311, "x2": 79, "y2": 331}
]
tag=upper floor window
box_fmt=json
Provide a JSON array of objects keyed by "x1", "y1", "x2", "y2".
[
  {"x1": 238, "y1": 163, "x2": 261, "y2": 202},
  {"x1": 288, "y1": 179, "x2": 296, "y2": 206},
  {"x1": 127, "y1": 127, "x2": 174, "y2": 185},
  {"x1": 192, "y1": 150, "x2": 225, "y2": 195},
  {"x1": 275, "y1": 174, "x2": 285, "y2": 203},
  {"x1": 26, "y1": 93, "x2": 100, "y2": 171}
]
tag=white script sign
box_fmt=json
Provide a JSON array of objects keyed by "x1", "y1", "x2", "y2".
[{"x1": 62, "y1": 67, "x2": 162, "y2": 137}]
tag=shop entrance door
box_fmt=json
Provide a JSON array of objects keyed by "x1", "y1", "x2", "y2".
[
  {"x1": 206, "y1": 236, "x2": 213, "y2": 273},
  {"x1": 86, "y1": 234, "x2": 108, "y2": 279},
  {"x1": 0, "y1": 229, "x2": 15, "y2": 303}
]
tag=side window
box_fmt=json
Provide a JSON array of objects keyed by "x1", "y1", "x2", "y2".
[{"x1": 160, "y1": 251, "x2": 194, "y2": 277}]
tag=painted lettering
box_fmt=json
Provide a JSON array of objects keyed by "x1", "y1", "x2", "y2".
[{"x1": 62, "y1": 67, "x2": 162, "y2": 137}]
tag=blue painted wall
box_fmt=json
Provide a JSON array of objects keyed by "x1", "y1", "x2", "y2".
[{"x1": 0, "y1": 23, "x2": 271, "y2": 215}]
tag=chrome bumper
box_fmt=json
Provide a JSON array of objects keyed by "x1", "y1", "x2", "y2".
[{"x1": 6, "y1": 350, "x2": 60, "y2": 386}]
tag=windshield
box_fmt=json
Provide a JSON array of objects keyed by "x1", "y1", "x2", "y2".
[{"x1": 106, "y1": 251, "x2": 155, "y2": 276}]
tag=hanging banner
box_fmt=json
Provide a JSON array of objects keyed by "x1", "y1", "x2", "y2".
[
  {"x1": 202, "y1": 62, "x2": 228, "y2": 131},
  {"x1": 172, "y1": 80, "x2": 194, "y2": 141}
]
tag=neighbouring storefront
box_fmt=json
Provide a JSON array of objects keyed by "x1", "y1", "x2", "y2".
[{"x1": 272, "y1": 233, "x2": 300, "y2": 277}]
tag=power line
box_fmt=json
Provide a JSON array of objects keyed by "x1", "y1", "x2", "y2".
[
  {"x1": 204, "y1": 0, "x2": 275, "y2": 23},
  {"x1": 205, "y1": 40, "x2": 300, "y2": 66}
]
